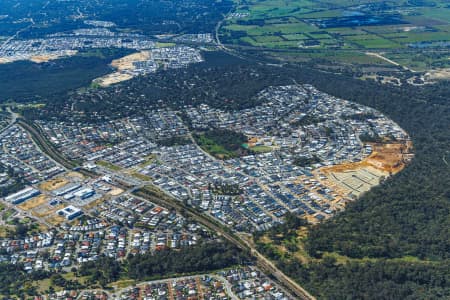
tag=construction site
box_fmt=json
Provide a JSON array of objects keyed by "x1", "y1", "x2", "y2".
[{"x1": 317, "y1": 141, "x2": 414, "y2": 199}]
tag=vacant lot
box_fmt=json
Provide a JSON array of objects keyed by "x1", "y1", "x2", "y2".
[
  {"x1": 39, "y1": 177, "x2": 69, "y2": 191},
  {"x1": 96, "y1": 160, "x2": 122, "y2": 171},
  {"x1": 17, "y1": 195, "x2": 48, "y2": 211}
]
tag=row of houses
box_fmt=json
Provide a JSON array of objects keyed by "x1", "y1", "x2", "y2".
[{"x1": 0, "y1": 125, "x2": 64, "y2": 185}]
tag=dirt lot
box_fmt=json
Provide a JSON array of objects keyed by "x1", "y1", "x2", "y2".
[
  {"x1": 323, "y1": 142, "x2": 412, "y2": 174},
  {"x1": 45, "y1": 214, "x2": 66, "y2": 226},
  {"x1": 111, "y1": 51, "x2": 151, "y2": 70},
  {"x1": 32, "y1": 203, "x2": 65, "y2": 218},
  {"x1": 39, "y1": 177, "x2": 69, "y2": 191},
  {"x1": 365, "y1": 141, "x2": 412, "y2": 174},
  {"x1": 94, "y1": 51, "x2": 152, "y2": 87},
  {"x1": 29, "y1": 51, "x2": 77, "y2": 63},
  {"x1": 95, "y1": 72, "x2": 134, "y2": 87},
  {"x1": 17, "y1": 195, "x2": 48, "y2": 211},
  {"x1": 108, "y1": 187, "x2": 124, "y2": 196},
  {"x1": 0, "y1": 50, "x2": 77, "y2": 64},
  {"x1": 84, "y1": 196, "x2": 109, "y2": 210},
  {"x1": 424, "y1": 68, "x2": 450, "y2": 81},
  {"x1": 318, "y1": 141, "x2": 413, "y2": 198},
  {"x1": 327, "y1": 167, "x2": 387, "y2": 197},
  {"x1": 66, "y1": 171, "x2": 85, "y2": 180}
]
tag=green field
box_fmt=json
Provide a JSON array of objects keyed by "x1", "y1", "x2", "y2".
[
  {"x1": 221, "y1": 0, "x2": 450, "y2": 68},
  {"x1": 96, "y1": 160, "x2": 122, "y2": 171},
  {"x1": 193, "y1": 129, "x2": 247, "y2": 160},
  {"x1": 194, "y1": 134, "x2": 238, "y2": 159},
  {"x1": 250, "y1": 145, "x2": 273, "y2": 153}
]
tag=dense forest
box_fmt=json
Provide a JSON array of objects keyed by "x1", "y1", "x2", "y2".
[
  {"x1": 21, "y1": 52, "x2": 286, "y2": 121},
  {"x1": 281, "y1": 259, "x2": 450, "y2": 299},
  {"x1": 0, "y1": 48, "x2": 131, "y2": 102},
  {"x1": 257, "y1": 213, "x2": 449, "y2": 299},
  {"x1": 126, "y1": 242, "x2": 248, "y2": 280},
  {"x1": 77, "y1": 241, "x2": 247, "y2": 286},
  {"x1": 0, "y1": 263, "x2": 51, "y2": 297}
]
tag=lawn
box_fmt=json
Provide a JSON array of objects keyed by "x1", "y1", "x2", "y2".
[
  {"x1": 251, "y1": 145, "x2": 273, "y2": 153},
  {"x1": 383, "y1": 31, "x2": 450, "y2": 43},
  {"x1": 96, "y1": 160, "x2": 122, "y2": 171},
  {"x1": 282, "y1": 33, "x2": 310, "y2": 40},
  {"x1": 130, "y1": 172, "x2": 153, "y2": 182}
]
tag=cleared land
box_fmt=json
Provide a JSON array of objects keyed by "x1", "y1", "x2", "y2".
[
  {"x1": 424, "y1": 68, "x2": 450, "y2": 80},
  {"x1": 32, "y1": 203, "x2": 65, "y2": 219},
  {"x1": 95, "y1": 72, "x2": 133, "y2": 87},
  {"x1": 0, "y1": 50, "x2": 78, "y2": 64},
  {"x1": 66, "y1": 171, "x2": 85, "y2": 179},
  {"x1": 29, "y1": 51, "x2": 78, "y2": 63},
  {"x1": 326, "y1": 167, "x2": 387, "y2": 197},
  {"x1": 39, "y1": 177, "x2": 69, "y2": 191},
  {"x1": 108, "y1": 187, "x2": 124, "y2": 196},
  {"x1": 318, "y1": 142, "x2": 412, "y2": 198},
  {"x1": 17, "y1": 195, "x2": 48, "y2": 211},
  {"x1": 45, "y1": 214, "x2": 66, "y2": 226},
  {"x1": 110, "y1": 51, "x2": 151, "y2": 69},
  {"x1": 94, "y1": 51, "x2": 151, "y2": 87}
]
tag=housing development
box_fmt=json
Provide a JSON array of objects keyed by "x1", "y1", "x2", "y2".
[
  {"x1": 49, "y1": 267, "x2": 294, "y2": 300},
  {"x1": 0, "y1": 79, "x2": 413, "y2": 299},
  {"x1": 1, "y1": 0, "x2": 449, "y2": 298},
  {"x1": 0, "y1": 23, "x2": 206, "y2": 87},
  {"x1": 28, "y1": 85, "x2": 412, "y2": 230}
]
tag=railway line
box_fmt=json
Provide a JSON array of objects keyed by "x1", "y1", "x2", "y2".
[
  {"x1": 18, "y1": 117, "x2": 315, "y2": 300},
  {"x1": 134, "y1": 186, "x2": 315, "y2": 300}
]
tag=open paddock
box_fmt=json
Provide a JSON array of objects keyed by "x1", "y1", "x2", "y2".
[{"x1": 221, "y1": 0, "x2": 450, "y2": 70}]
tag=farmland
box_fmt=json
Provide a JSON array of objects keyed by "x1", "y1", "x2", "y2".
[{"x1": 220, "y1": 0, "x2": 450, "y2": 70}]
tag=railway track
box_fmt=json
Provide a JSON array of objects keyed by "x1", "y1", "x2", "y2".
[
  {"x1": 18, "y1": 117, "x2": 315, "y2": 300},
  {"x1": 134, "y1": 186, "x2": 315, "y2": 300},
  {"x1": 17, "y1": 118, "x2": 131, "y2": 189}
]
